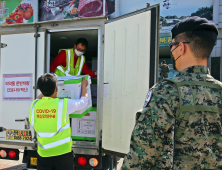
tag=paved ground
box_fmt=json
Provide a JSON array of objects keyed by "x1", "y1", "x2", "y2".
[{"x1": 0, "y1": 150, "x2": 123, "y2": 170}]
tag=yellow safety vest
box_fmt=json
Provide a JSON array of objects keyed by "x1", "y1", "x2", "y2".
[
  {"x1": 54, "y1": 48, "x2": 85, "y2": 77},
  {"x1": 29, "y1": 97, "x2": 72, "y2": 157}
]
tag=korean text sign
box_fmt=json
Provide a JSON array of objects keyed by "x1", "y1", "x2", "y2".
[{"x1": 3, "y1": 74, "x2": 33, "y2": 101}]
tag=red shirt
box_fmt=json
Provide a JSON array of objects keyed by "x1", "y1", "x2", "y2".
[{"x1": 50, "y1": 50, "x2": 96, "y2": 77}]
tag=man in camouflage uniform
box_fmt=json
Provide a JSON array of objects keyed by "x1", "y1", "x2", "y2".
[
  {"x1": 121, "y1": 16, "x2": 221, "y2": 170},
  {"x1": 159, "y1": 60, "x2": 170, "y2": 80}
]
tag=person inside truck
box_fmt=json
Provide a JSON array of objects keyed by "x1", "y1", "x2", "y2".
[
  {"x1": 50, "y1": 38, "x2": 97, "y2": 77},
  {"x1": 29, "y1": 73, "x2": 88, "y2": 170}
]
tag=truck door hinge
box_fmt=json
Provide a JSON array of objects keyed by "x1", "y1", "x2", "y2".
[
  {"x1": 33, "y1": 85, "x2": 38, "y2": 90},
  {"x1": 102, "y1": 35, "x2": 104, "y2": 44},
  {"x1": 0, "y1": 43, "x2": 7, "y2": 48},
  {"x1": 34, "y1": 33, "x2": 40, "y2": 38}
]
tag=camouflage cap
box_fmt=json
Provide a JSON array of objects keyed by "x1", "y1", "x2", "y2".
[{"x1": 171, "y1": 16, "x2": 218, "y2": 39}]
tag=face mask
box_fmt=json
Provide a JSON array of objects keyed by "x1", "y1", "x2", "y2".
[
  {"x1": 170, "y1": 45, "x2": 181, "y2": 71},
  {"x1": 75, "y1": 49, "x2": 84, "y2": 57},
  {"x1": 171, "y1": 54, "x2": 177, "y2": 70}
]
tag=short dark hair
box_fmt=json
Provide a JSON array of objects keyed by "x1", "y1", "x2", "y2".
[
  {"x1": 75, "y1": 38, "x2": 88, "y2": 49},
  {"x1": 175, "y1": 30, "x2": 217, "y2": 60},
  {"x1": 37, "y1": 73, "x2": 57, "y2": 97},
  {"x1": 162, "y1": 60, "x2": 166, "y2": 64}
]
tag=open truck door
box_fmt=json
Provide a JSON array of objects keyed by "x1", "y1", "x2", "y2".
[
  {"x1": 102, "y1": 4, "x2": 160, "y2": 156},
  {"x1": 0, "y1": 28, "x2": 46, "y2": 149}
]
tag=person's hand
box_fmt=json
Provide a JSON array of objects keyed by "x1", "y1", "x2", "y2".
[{"x1": 82, "y1": 77, "x2": 88, "y2": 87}]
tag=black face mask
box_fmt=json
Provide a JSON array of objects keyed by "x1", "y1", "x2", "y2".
[
  {"x1": 171, "y1": 54, "x2": 177, "y2": 70},
  {"x1": 170, "y1": 45, "x2": 182, "y2": 71}
]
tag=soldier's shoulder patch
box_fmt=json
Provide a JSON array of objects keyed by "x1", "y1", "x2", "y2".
[{"x1": 143, "y1": 90, "x2": 152, "y2": 108}]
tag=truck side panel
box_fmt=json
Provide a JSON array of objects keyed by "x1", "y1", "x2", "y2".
[{"x1": 0, "y1": 32, "x2": 45, "y2": 145}]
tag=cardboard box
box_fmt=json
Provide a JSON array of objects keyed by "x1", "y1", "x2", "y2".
[
  {"x1": 71, "y1": 108, "x2": 97, "y2": 141},
  {"x1": 56, "y1": 75, "x2": 92, "y2": 118}
]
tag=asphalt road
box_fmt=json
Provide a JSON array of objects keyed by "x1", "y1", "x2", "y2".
[{"x1": 0, "y1": 150, "x2": 124, "y2": 170}]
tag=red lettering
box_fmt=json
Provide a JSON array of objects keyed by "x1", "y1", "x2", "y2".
[
  {"x1": 51, "y1": 109, "x2": 56, "y2": 113},
  {"x1": 21, "y1": 88, "x2": 28, "y2": 92},
  {"x1": 7, "y1": 88, "x2": 15, "y2": 92},
  {"x1": 25, "y1": 81, "x2": 30, "y2": 86},
  {"x1": 5, "y1": 81, "x2": 15, "y2": 86},
  {"x1": 35, "y1": 113, "x2": 57, "y2": 118},
  {"x1": 44, "y1": 109, "x2": 49, "y2": 113},
  {"x1": 36, "y1": 109, "x2": 53, "y2": 114}
]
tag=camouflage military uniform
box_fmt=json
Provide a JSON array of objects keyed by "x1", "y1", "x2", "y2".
[
  {"x1": 121, "y1": 65, "x2": 222, "y2": 170},
  {"x1": 159, "y1": 64, "x2": 170, "y2": 80}
]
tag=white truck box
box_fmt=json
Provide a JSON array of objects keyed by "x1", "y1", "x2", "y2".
[{"x1": 0, "y1": 4, "x2": 159, "y2": 169}]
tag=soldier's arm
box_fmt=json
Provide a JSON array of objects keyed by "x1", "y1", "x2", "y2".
[
  {"x1": 121, "y1": 81, "x2": 179, "y2": 170},
  {"x1": 167, "y1": 65, "x2": 170, "y2": 73}
]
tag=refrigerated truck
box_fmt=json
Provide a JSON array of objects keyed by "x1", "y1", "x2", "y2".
[{"x1": 0, "y1": 4, "x2": 160, "y2": 169}]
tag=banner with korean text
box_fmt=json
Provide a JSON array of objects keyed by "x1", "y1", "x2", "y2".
[{"x1": 3, "y1": 74, "x2": 33, "y2": 101}]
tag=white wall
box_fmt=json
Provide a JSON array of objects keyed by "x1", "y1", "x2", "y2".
[{"x1": 208, "y1": 0, "x2": 222, "y2": 80}]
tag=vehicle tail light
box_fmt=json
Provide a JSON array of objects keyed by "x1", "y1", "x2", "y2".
[
  {"x1": 0, "y1": 149, "x2": 7, "y2": 158},
  {"x1": 8, "y1": 150, "x2": 17, "y2": 159},
  {"x1": 89, "y1": 157, "x2": 99, "y2": 167},
  {"x1": 77, "y1": 156, "x2": 87, "y2": 166}
]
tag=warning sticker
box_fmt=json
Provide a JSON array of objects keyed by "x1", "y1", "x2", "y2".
[{"x1": 6, "y1": 130, "x2": 32, "y2": 141}]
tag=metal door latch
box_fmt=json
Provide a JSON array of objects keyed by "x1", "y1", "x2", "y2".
[
  {"x1": 0, "y1": 43, "x2": 7, "y2": 48},
  {"x1": 15, "y1": 117, "x2": 30, "y2": 129}
]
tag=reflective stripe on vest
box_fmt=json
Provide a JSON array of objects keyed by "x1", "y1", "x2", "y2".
[
  {"x1": 31, "y1": 99, "x2": 39, "y2": 129},
  {"x1": 31, "y1": 99, "x2": 70, "y2": 138},
  {"x1": 37, "y1": 122, "x2": 70, "y2": 137},
  {"x1": 56, "y1": 66, "x2": 72, "y2": 76},
  {"x1": 67, "y1": 49, "x2": 71, "y2": 72},
  {"x1": 77, "y1": 55, "x2": 84, "y2": 76},
  {"x1": 55, "y1": 49, "x2": 85, "y2": 76},
  {"x1": 37, "y1": 137, "x2": 71, "y2": 149}
]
